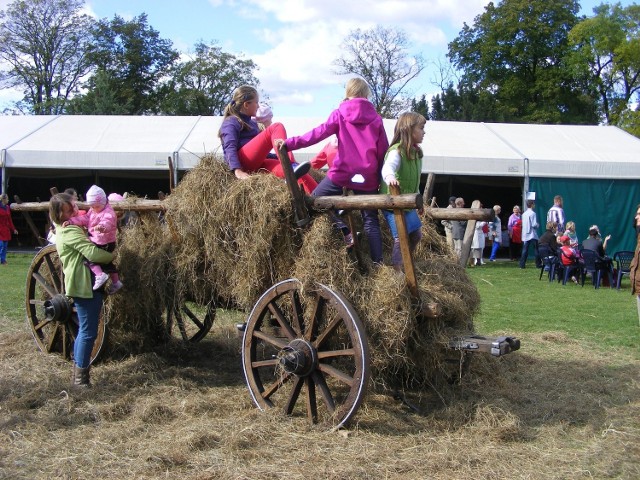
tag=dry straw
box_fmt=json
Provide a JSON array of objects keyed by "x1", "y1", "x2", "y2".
[{"x1": 105, "y1": 155, "x2": 480, "y2": 388}]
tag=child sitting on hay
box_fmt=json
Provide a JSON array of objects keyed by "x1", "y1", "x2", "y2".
[{"x1": 218, "y1": 85, "x2": 317, "y2": 194}]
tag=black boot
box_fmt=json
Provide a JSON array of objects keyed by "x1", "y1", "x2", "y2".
[{"x1": 72, "y1": 364, "x2": 91, "y2": 389}]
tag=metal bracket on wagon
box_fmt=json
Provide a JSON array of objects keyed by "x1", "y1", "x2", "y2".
[{"x1": 448, "y1": 335, "x2": 521, "y2": 357}]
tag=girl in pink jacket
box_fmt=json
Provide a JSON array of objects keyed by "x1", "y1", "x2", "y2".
[
  {"x1": 67, "y1": 185, "x2": 122, "y2": 293},
  {"x1": 284, "y1": 78, "x2": 389, "y2": 265}
]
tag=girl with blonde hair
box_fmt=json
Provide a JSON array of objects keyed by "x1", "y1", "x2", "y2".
[{"x1": 282, "y1": 77, "x2": 389, "y2": 265}]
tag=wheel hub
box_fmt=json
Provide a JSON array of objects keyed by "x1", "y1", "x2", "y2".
[
  {"x1": 43, "y1": 294, "x2": 73, "y2": 323},
  {"x1": 278, "y1": 339, "x2": 317, "y2": 377}
]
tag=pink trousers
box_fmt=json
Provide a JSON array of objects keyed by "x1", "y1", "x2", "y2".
[{"x1": 238, "y1": 122, "x2": 317, "y2": 194}]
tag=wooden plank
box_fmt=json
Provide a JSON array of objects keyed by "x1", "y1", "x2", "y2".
[
  {"x1": 390, "y1": 185, "x2": 418, "y2": 298},
  {"x1": 13, "y1": 195, "x2": 46, "y2": 247},
  {"x1": 277, "y1": 144, "x2": 310, "y2": 227}
]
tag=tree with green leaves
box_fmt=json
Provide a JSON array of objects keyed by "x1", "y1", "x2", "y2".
[
  {"x1": 568, "y1": 2, "x2": 640, "y2": 126},
  {"x1": 448, "y1": 0, "x2": 598, "y2": 124},
  {"x1": 159, "y1": 41, "x2": 259, "y2": 116},
  {"x1": 0, "y1": 0, "x2": 95, "y2": 114},
  {"x1": 69, "y1": 13, "x2": 178, "y2": 115},
  {"x1": 334, "y1": 26, "x2": 424, "y2": 118}
]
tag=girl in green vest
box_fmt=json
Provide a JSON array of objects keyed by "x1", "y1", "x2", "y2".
[{"x1": 380, "y1": 112, "x2": 426, "y2": 271}]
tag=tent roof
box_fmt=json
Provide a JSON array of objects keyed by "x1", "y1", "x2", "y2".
[{"x1": 2, "y1": 115, "x2": 639, "y2": 179}]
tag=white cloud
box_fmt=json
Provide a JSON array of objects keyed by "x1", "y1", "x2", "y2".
[{"x1": 226, "y1": 0, "x2": 492, "y2": 111}]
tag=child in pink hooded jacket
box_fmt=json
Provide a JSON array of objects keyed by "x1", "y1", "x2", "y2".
[
  {"x1": 67, "y1": 185, "x2": 122, "y2": 294},
  {"x1": 283, "y1": 78, "x2": 388, "y2": 265}
]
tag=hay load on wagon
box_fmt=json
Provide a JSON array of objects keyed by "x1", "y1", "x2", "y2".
[
  {"x1": 17, "y1": 152, "x2": 520, "y2": 428},
  {"x1": 109, "y1": 156, "x2": 480, "y2": 382}
]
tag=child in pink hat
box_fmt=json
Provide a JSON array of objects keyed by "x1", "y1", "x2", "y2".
[{"x1": 66, "y1": 185, "x2": 122, "y2": 293}]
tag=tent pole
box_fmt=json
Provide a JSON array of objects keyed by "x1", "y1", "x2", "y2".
[
  {"x1": 522, "y1": 157, "x2": 529, "y2": 209},
  {"x1": 1, "y1": 149, "x2": 5, "y2": 195}
]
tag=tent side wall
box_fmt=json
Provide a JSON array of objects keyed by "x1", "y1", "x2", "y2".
[{"x1": 530, "y1": 177, "x2": 639, "y2": 254}]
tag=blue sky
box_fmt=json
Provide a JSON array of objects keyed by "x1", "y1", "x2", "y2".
[{"x1": 0, "y1": 0, "x2": 635, "y2": 116}]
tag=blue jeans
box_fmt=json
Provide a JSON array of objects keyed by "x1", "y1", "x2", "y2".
[
  {"x1": 489, "y1": 240, "x2": 500, "y2": 260},
  {"x1": 0, "y1": 240, "x2": 7, "y2": 263},
  {"x1": 519, "y1": 239, "x2": 541, "y2": 268},
  {"x1": 312, "y1": 176, "x2": 383, "y2": 264},
  {"x1": 73, "y1": 292, "x2": 104, "y2": 368}
]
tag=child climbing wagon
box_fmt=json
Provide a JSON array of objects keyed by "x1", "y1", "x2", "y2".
[
  {"x1": 282, "y1": 77, "x2": 389, "y2": 265},
  {"x1": 66, "y1": 185, "x2": 122, "y2": 294},
  {"x1": 380, "y1": 112, "x2": 426, "y2": 271}
]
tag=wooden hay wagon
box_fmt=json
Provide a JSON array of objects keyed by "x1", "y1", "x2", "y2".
[{"x1": 11, "y1": 147, "x2": 520, "y2": 428}]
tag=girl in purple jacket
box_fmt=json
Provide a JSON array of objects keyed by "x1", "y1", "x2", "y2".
[
  {"x1": 218, "y1": 85, "x2": 317, "y2": 194},
  {"x1": 284, "y1": 78, "x2": 389, "y2": 265}
]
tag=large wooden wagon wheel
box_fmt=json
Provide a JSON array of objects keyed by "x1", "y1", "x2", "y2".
[
  {"x1": 242, "y1": 278, "x2": 370, "y2": 428},
  {"x1": 25, "y1": 245, "x2": 106, "y2": 364},
  {"x1": 164, "y1": 298, "x2": 215, "y2": 342}
]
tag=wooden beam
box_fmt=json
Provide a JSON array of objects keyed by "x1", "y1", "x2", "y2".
[
  {"x1": 459, "y1": 200, "x2": 481, "y2": 268},
  {"x1": 390, "y1": 184, "x2": 418, "y2": 298},
  {"x1": 13, "y1": 195, "x2": 46, "y2": 247},
  {"x1": 277, "y1": 144, "x2": 310, "y2": 227}
]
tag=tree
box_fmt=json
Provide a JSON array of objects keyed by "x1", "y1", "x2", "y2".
[
  {"x1": 568, "y1": 2, "x2": 640, "y2": 125},
  {"x1": 334, "y1": 26, "x2": 425, "y2": 118},
  {"x1": 71, "y1": 13, "x2": 178, "y2": 115},
  {"x1": 159, "y1": 41, "x2": 259, "y2": 115},
  {"x1": 448, "y1": 0, "x2": 598, "y2": 124},
  {"x1": 0, "y1": 0, "x2": 95, "y2": 114}
]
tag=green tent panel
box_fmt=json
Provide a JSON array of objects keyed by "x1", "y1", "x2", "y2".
[{"x1": 530, "y1": 177, "x2": 639, "y2": 254}]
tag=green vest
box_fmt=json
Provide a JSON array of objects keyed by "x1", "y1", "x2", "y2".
[{"x1": 379, "y1": 143, "x2": 421, "y2": 195}]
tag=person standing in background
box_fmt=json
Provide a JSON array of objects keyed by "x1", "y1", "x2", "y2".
[
  {"x1": 442, "y1": 196, "x2": 457, "y2": 252},
  {"x1": 520, "y1": 199, "x2": 541, "y2": 269},
  {"x1": 629, "y1": 204, "x2": 640, "y2": 325},
  {"x1": 508, "y1": 205, "x2": 523, "y2": 261},
  {"x1": 0, "y1": 193, "x2": 18, "y2": 265},
  {"x1": 488, "y1": 205, "x2": 502, "y2": 261},
  {"x1": 547, "y1": 195, "x2": 565, "y2": 234}
]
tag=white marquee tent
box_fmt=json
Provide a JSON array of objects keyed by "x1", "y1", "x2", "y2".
[{"x1": 2, "y1": 115, "x2": 639, "y2": 250}]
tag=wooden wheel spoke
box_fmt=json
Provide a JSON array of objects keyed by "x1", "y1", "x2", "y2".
[
  {"x1": 317, "y1": 348, "x2": 355, "y2": 360},
  {"x1": 32, "y1": 272, "x2": 58, "y2": 298},
  {"x1": 43, "y1": 254, "x2": 62, "y2": 292},
  {"x1": 174, "y1": 310, "x2": 188, "y2": 339},
  {"x1": 318, "y1": 363, "x2": 354, "y2": 387},
  {"x1": 251, "y1": 358, "x2": 279, "y2": 368},
  {"x1": 262, "y1": 372, "x2": 293, "y2": 401},
  {"x1": 314, "y1": 315, "x2": 342, "y2": 349},
  {"x1": 304, "y1": 296, "x2": 324, "y2": 341},
  {"x1": 284, "y1": 376, "x2": 304, "y2": 415},
  {"x1": 312, "y1": 371, "x2": 336, "y2": 413},
  {"x1": 252, "y1": 328, "x2": 289, "y2": 349},
  {"x1": 46, "y1": 324, "x2": 59, "y2": 353},
  {"x1": 33, "y1": 318, "x2": 53, "y2": 332},
  {"x1": 304, "y1": 376, "x2": 318, "y2": 423},
  {"x1": 267, "y1": 302, "x2": 297, "y2": 339},
  {"x1": 288, "y1": 289, "x2": 305, "y2": 336},
  {"x1": 182, "y1": 305, "x2": 205, "y2": 329}
]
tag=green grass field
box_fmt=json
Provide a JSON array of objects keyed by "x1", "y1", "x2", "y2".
[{"x1": 2, "y1": 251, "x2": 637, "y2": 352}]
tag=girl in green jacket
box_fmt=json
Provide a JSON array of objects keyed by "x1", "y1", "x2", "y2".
[{"x1": 380, "y1": 112, "x2": 426, "y2": 271}]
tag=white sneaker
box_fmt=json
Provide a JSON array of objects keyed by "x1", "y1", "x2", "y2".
[
  {"x1": 93, "y1": 272, "x2": 109, "y2": 290},
  {"x1": 107, "y1": 280, "x2": 123, "y2": 295}
]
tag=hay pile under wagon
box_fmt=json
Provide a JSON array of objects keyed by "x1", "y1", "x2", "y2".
[{"x1": 12, "y1": 148, "x2": 520, "y2": 428}]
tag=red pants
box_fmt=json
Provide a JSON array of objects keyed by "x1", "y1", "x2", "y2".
[{"x1": 238, "y1": 122, "x2": 317, "y2": 194}]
